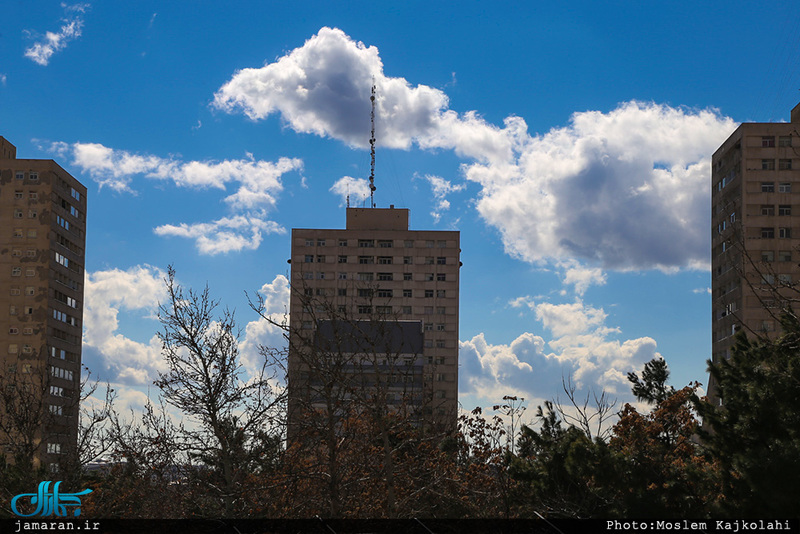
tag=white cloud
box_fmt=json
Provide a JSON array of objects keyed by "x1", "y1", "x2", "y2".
[
  {"x1": 461, "y1": 299, "x2": 661, "y2": 408},
  {"x1": 83, "y1": 265, "x2": 167, "y2": 386},
  {"x1": 558, "y1": 260, "x2": 607, "y2": 296},
  {"x1": 215, "y1": 27, "x2": 736, "y2": 272},
  {"x1": 420, "y1": 174, "x2": 465, "y2": 223},
  {"x1": 329, "y1": 175, "x2": 371, "y2": 206},
  {"x1": 0, "y1": 74, "x2": 7, "y2": 86},
  {"x1": 238, "y1": 275, "x2": 290, "y2": 375},
  {"x1": 24, "y1": 3, "x2": 88, "y2": 66},
  {"x1": 50, "y1": 141, "x2": 302, "y2": 203},
  {"x1": 693, "y1": 287, "x2": 712, "y2": 295},
  {"x1": 154, "y1": 215, "x2": 285, "y2": 255}
]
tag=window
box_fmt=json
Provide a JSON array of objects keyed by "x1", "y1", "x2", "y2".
[
  {"x1": 338, "y1": 239, "x2": 347, "y2": 247},
  {"x1": 762, "y1": 182, "x2": 775, "y2": 192},
  {"x1": 315, "y1": 288, "x2": 325, "y2": 296},
  {"x1": 27, "y1": 229, "x2": 37, "y2": 239},
  {"x1": 425, "y1": 257, "x2": 434, "y2": 265},
  {"x1": 780, "y1": 227, "x2": 792, "y2": 238},
  {"x1": 437, "y1": 307, "x2": 446, "y2": 314},
  {"x1": 304, "y1": 288, "x2": 313, "y2": 296},
  {"x1": 779, "y1": 250, "x2": 792, "y2": 262},
  {"x1": 14, "y1": 209, "x2": 23, "y2": 218},
  {"x1": 358, "y1": 272, "x2": 373, "y2": 281},
  {"x1": 304, "y1": 239, "x2": 314, "y2": 246},
  {"x1": 436, "y1": 323, "x2": 445, "y2": 331},
  {"x1": 779, "y1": 274, "x2": 792, "y2": 284},
  {"x1": 438, "y1": 240, "x2": 447, "y2": 248},
  {"x1": 303, "y1": 272, "x2": 313, "y2": 280},
  {"x1": 762, "y1": 274, "x2": 775, "y2": 285},
  {"x1": 426, "y1": 240, "x2": 434, "y2": 248},
  {"x1": 9, "y1": 327, "x2": 18, "y2": 335},
  {"x1": 10, "y1": 306, "x2": 16, "y2": 315},
  {"x1": 437, "y1": 289, "x2": 446, "y2": 297},
  {"x1": 14, "y1": 190, "x2": 23, "y2": 199},
  {"x1": 316, "y1": 255, "x2": 325, "y2": 263},
  {"x1": 424, "y1": 340, "x2": 433, "y2": 348},
  {"x1": 424, "y1": 306, "x2": 433, "y2": 315},
  {"x1": 12, "y1": 249, "x2": 21, "y2": 257},
  {"x1": 358, "y1": 256, "x2": 374, "y2": 264},
  {"x1": 402, "y1": 306, "x2": 412, "y2": 314},
  {"x1": 376, "y1": 306, "x2": 392, "y2": 314},
  {"x1": 762, "y1": 320, "x2": 775, "y2": 332},
  {"x1": 358, "y1": 288, "x2": 373, "y2": 297},
  {"x1": 47, "y1": 443, "x2": 62, "y2": 455},
  {"x1": 51, "y1": 347, "x2": 67, "y2": 360},
  {"x1": 762, "y1": 136, "x2": 775, "y2": 147},
  {"x1": 316, "y1": 272, "x2": 325, "y2": 279},
  {"x1": 358, "y1": 305, "x2": 372, "y2": 314},
  {"x1": 338, "y1": 255, "x2": 347, "y2": 263},
  {"x1": 424, "y1": 323, "x2": 433, "y2": 331},
  {"x1": 56, "y1": 215, "x2": 69, "y2": 230},
  {"x1": 404, "y1": 240, "x2": 414, "y2": 248},
  {"x1": 762, "y1": 251, "x2": 774, "y2": 262},
  {"x1": 71, "y1": 188, "x2": 81, "y2": 201},
  {"x1": 425, "y1": 273, "x2": 435, "y2": 281},
  {"x1": 29, "y1": 192, "x2": 38, "y2": 200},
  {"x1": 403, "y1": 272, "x2": 412, "y2": 281},
  {"x1": 762, "y1": 159, "x2": 775, "y2": 170},
  {"x1": 29, "y1": 209, "x2": 37, "y2": 218},
  {"x1": 437, "y1": 273, "x2": 446, "y2": 282},
  {"x1": 358, "y1": 239, "x2": 374, "y2": 248},
  {"x1": 377, "y1": 272, "x2": 393, "y2": 281},
  {"x1": 317, "y1": 239, "x2": 326, "y2": 246},
  {"x1": 780, "y1": 183, "x2": 792, "y2": 193},
  {"x1": 26, "y1": 250, "x2": 35, "y2": 257},
  {"x1": 424, "y1": 290, "x2": 434, "y2": 298},
  {"x1": 377, "y1": 256, "x2": 393, "y2": 264},
  {"x1": 15, "y1": 171, "x2": 24, "y2": 180},
  {"x1": 304, "y1": 255, "x2": 313, "y2": 263},
  {"x1": 337, "y1": 288, "x2": 347, "y2": 297},
  {"x1": 403, "y1": 289, "x2": 412, "y2": 298},
  {"x1": 762, "y1": 228, "x2": 775, "y2": 239},
  {"x1": 779, "y1": 205, "x2": 792, "y2": 216},
  {"x1": 22, "y1": 344, "x2": 33, "y2": 354},
  {"x1": 779, "y1": 136, "x2": 792, "y2": 147},
  {"x1": 779, "y1": 159, "x2": 792, "y2": 170},
  {"x1": 50, "y1": 405, "x2": 63, "y2": 416},
  {"x1": 10, "y1": 287, "x2": 21, "y2": 296},
  {"x1": 29, "y1": 172, "x2": 38, "y2": 181},
  {"x1": 8, "y1": 344, "x2": 18, "y2": 354},
  {"x1": 378, "y1": 240, "x2": 393, "y2": 248},
  {"x1": 376, "y1": 289, "x2": 393, "y2": 298},
  {"x1": 761, "y1": 205, "x2": 775, "y2": 216},
  {"x1": 13, "y1": 228, "x2": 23, "y2": 238},
  {"x1": 25, "y1": 306, "x2": 33, "y2": 315},
  {"x1": 436, "y1": 340, "x2": 446, "y2": 348},
  {"x1": 436, "y1": 257, "x2": 446, "y2": 265},
  {"x1": 338, "y1": 272, "x2": 347, "y2": 280},
  {"x1": 55, "y1": 252, "x2": 69, "y2": 267},
  {"x1": 25, "y1": 268, "x2": 35, "y2": 277},
  {"x1": 403, "y1": 256, "x2": 413, "y2": 264},
  {"x1": 11, "y1": 267, "x2": 21, "y2": 277}
]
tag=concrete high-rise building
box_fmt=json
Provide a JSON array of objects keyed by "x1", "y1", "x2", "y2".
[
  {"x1": 1, "y1": 137, "x2": 87, "y2": 469},
  {"x1": 287, "y1": 207, "x2": 459, "y2": 436},
  {"x1": 710, "y1": 103, "x2": 800, "y2": 403}
]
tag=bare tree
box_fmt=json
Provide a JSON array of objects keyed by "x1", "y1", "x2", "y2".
[
  {"x1": 152, "y1": 266, "x2": 284, "y2": 516},
  {"x1": 554, "y1": 375, "x2": 617, "y2": 441}
]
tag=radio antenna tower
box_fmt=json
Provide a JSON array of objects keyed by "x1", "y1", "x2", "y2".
[{"x1": 369, "y1": 81, "x2": 377, "y2": 208}]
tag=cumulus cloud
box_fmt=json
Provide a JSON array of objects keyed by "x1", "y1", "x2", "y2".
[
  {"x1": 238, "y1": 275, "x2": 290, "y2": 374},
  {"x1": 420, "y1": 174, "x2": 465, "y2": 223},
  {"x1": 329, "y1": 175, "x2": 371, "y2": 206},
  {"x1": 215, "y1": 27, "x2": 736, "y2": 273},
  {"x1": 559, "y1": 261, "x2": 607, "y2": 296},
  {"x1": 49, "y1": 141, "x2": 302, "y2": 202},
  {"x1": 83, "y1": 265, "x2": 167, "y2": 385},
  {"x1": 154, "y1": 215, "x2": 285, "y2": 255},
  {"x1": 24, "y1": 3, "x2": 88, "y2": 66},
  {"x1": 461, "y1": 299, "x2": 661, "y2": 408},
  {"x1": 0, "y1": 74, "x2": 7, "y2": 85}
]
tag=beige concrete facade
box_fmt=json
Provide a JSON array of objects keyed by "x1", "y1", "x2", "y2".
[
  {"x1": 1, "y1": 137, "x2": 86, "y2": 468},
  {"x1": 710, "y1": 103, "x2": 800, "y2": 403},
  {"x1": 288, "y1": 207, "x2": 460, "y2": 435}
]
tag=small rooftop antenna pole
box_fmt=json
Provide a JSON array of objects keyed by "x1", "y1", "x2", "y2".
[
  {"x1": 346, "y1": 182, "x2": 350, "y2": 208},
  {"x1": 369, "y1": 81, "x2": 377, "y2": 208}
]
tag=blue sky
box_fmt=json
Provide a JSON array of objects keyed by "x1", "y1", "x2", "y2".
[{"x1": 3, "y1": 1, "x2": 800, "y2": 418}]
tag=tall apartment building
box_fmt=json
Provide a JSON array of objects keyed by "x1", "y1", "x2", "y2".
[
  {"x1": 0, "y1": 137, "x2": 87, "y2": 469},
  {"x1": 710, "y1": 103, "x2": 800, "y2": 403},
  {"x1": 287, "y1": 207, "x2": 459, "y2": 436}
]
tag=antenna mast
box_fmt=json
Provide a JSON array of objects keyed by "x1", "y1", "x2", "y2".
[{"x1": 369, "y1": 81, "x2": 377, "y2": 208}]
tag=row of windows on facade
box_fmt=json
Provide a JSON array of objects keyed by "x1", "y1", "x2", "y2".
[
  {"x1": 9, "y1": 252, "x2": 83, "y2": 275},
  {"x1": 304, "y1": 238, "x2": 450, "y2": 248},
  {"x1": 304, "y1": 286, "x2": 448, "y2": 299},
  {"x1": 758, "y1": 159, "x2": 793, "y2": 170},
  {"x1": 760, "y1": 136, "x2": 794, "y2": 147},
  {"x1": 304, "y1": 255, "x2": 449, "y2": 265},
  {"x1": 12, "y1": 190, "x2": 84, "y2": 218},
  {"x1": 12, "y1": 170, "x2": 81, "y2": 195},
  {"x1": 760, "y1": 227, "x2": 794, "y2": 238},
  {"x1": 8, "y1": 288, "x2": 80, "y2": 309},
  {"x1": 302, "y1": 271, "x2": 452, "y2": 282},
  {"x1": 302, "y1": 304, "x2": 449, "y2": 316},
  {"x1": 760, "y1": 182, "x2": 795, "y2": 193}
]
